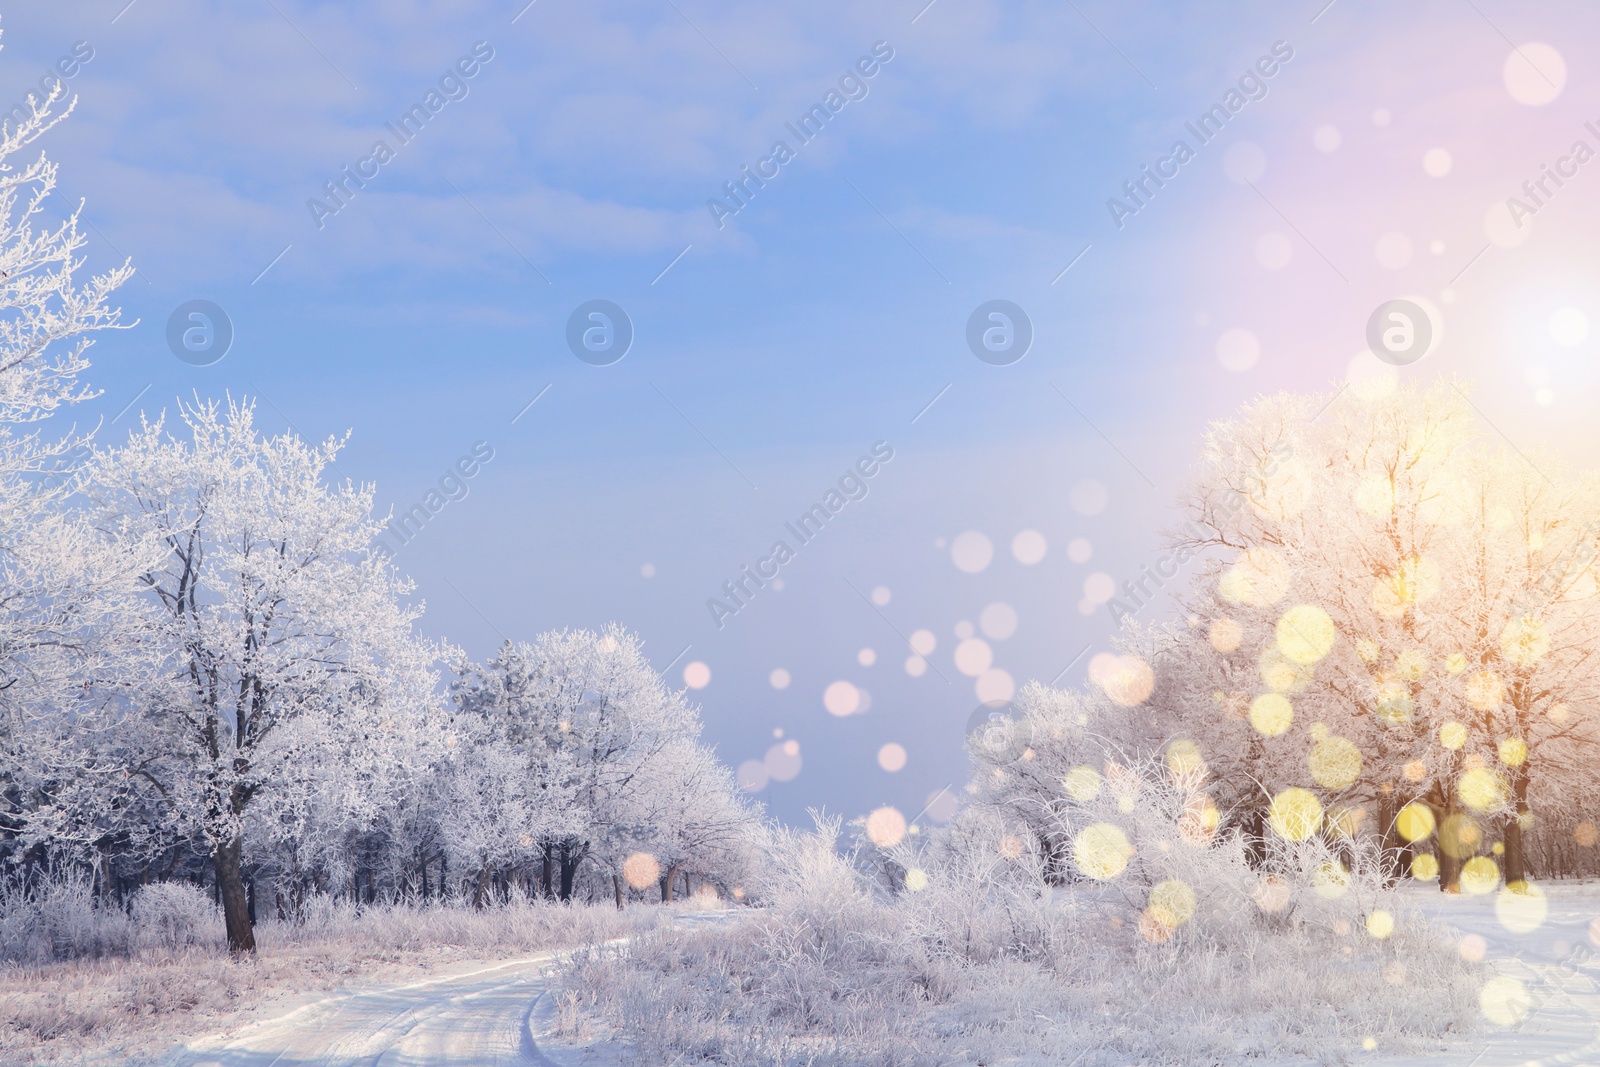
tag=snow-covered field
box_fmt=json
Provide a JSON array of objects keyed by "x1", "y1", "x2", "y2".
[{"x1": 5, "y1": 887, "x2": 1594, "y2": 1067}]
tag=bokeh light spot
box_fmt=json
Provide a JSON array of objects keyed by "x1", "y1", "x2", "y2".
[
  {"x1": 1073, "y1": 823, "x2": 1133, "y2": 880},
  {"x1": 951, "y1": 531, "x2": 994, "y2": 573},
  {"x1": 823, "y1": 680, "x2": 861, "y2": 717},
  {"x1": 1503, "y1": 42, "x2": 1566, "y2": 106},
  {"x1": 1249, "y1": 693, "x2": 1294, "y2": 737},
  {"x1": 866, "y1": 806, "x2": 907, "y2": 847},
  {"x1": 1216, "y1": 327, "x2": 1260, "y2": 372},
  {"x1": 1011, "y1": 529, "x2": 1048, "y2": 564},
  {"x1": 1268, "y1": 787, "x2": 1322, "y2": 840}
]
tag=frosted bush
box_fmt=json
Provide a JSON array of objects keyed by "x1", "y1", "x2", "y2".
[
  {"x1": 131, "y1": 881, "x2": 223, "y2": 952},
  {"x1": 563, "y1": 759, "x2": 1479, "y2": 1066},
  {"x1": 0, "y1": 870, "x2": 133, "y2": 963}
]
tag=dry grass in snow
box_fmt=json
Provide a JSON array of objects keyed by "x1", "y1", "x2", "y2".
[{"x1": 0, "y1": 885, "x2": 660, "y2": 1067}]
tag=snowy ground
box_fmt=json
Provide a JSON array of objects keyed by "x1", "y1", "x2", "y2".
[
  {"x1": 1367, "y1": 883, "x2": 1600, "y2": 1067},
  {"x1": 14, "y1": 891, "x2": 1597, "y2": 1066}
]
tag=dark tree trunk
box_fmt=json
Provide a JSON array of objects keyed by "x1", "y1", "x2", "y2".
[
  {"x1": 1376, "y1": 792, "x2": 1400, "y2": 886},
  {"x1": 613, "y1": 874, "x2": 624, "y2": 910},
  {"x1": 1504, "y1": 765, "x2": 1531, "y2": 887},
  {"x1": 473, "y1": 865, "x2": 490, "y2": 909},
  {"x1": 541, "y1": 843, "x2": 555, "y2": 900},
  {"x1": 557, "y1": 843, "x2": 583, "y2": 901},
  {"x1": 661, "y1": 864, "x2": 680, "y2": 903},
  {"x1": 1243, "y1": 803, "x2": 1266, "y2": 868},
  {"x1": 214, "y1": 837, "x2": 256, "y2": 953}
]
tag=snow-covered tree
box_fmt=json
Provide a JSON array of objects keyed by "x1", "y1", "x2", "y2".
[
  {"x1": 1164, "y1": 378, "x2": 1600, "y2": 889},
  {"x1": 0, "y1": 28, "x2": 137, "y2": 861},
  {"x1": 448, "y1": 626, "x2": 758, "y2": 904},
  {"x1": 84, "y1": 398, "x2": 437, "y2": 951}
]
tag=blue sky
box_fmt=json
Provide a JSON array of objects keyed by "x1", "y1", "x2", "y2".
[{"x1": 9, "y1": 0, "x2": 1600, "y2": 826}]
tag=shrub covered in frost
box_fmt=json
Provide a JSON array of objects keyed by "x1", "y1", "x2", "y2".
[
  {"x1": 131, "y1": 881, "x2": 223, "y2": 952},
  {"x1": 562, "y1": 748, "x2": 1478, "y2": 1067},
  {"x1": 0, "y1": 870, "x2": 133, "y2": 963}
]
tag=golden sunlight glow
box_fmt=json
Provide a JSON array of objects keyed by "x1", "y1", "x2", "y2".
[
  {"x1": 1179, "y1": 794, "x2": 1221, "y2": 845},
  {"x1": 1259, "y1": 646, "x2": 1313, "y2": 693},
  {"x1": 1395, "y1": 649, "x2": 1428, "y2": 680},
  {"x1": 1355, "y1": 476, "x2": 1396, "y2": 516},
  {"x1": 1411, "y1": 853, "x2": 1440, "y2": 880},
  {"x1": 1374, "y1": 679, "x2": 1415, "y2": 724},
  {"x1": 1366, "y1": 910, "x2": 1395, "y2": 939},
  {"x1": 1481, "y1": 975, "x2": 1531, "y2": 1027},
  {"x1": 1329, "y1": 806, "x2": 1366, "y2": 838},
  {"x1": 1371, "y1": 557, "x2": 1441, "y2": 618},
  {"x1": 1165, "y1": 739, "x2": 1205, "y2": 780}
]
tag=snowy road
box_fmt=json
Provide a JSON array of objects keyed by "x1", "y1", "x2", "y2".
[{"x1": 170, "y1": 953, "x2": 572, "y2": 1067}]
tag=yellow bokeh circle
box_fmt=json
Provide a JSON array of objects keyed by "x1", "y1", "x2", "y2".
[
  {"x1": 1309, "y1": 736, "x2": 1363, "y2": 789},
  {"x1": 1366, "y1": 910, "x2": 1395, "y2": 939},
  {"x1": 1495, "y1": 881, "x2": 1547, "y2": 933},
  {"x1": 1073, "y1": 823, "x2": 1132, "y2": 880},
  {"x1": 1439, "y1": 814, "x2": 1483, "y2": 860},
  {"x1": 1396, "y1": 802, "x2": 1437, "y2": 843},
  {"x1": 1148, "y1": 879, "x2": 1197, "y2": 928},
  {"x1": 1439, "y1": 721, "x2": 1468, "y2": 750},
  {"x1": 1460, "y1": 767, "x2": 1509, "y2": 813},
  {"x1": 1411, "y1": 853, "x2": 1440, "y2": 881},
  {"x1": 1250, "y1": 693, "x2": 1294, "y2": 737},
  {"x1": 1312, "y1": 862, "x2": 1351, "y2": 899},
  {"x1": 1276, "y1": 604, "x2": 1336, "y2": 664},
  {"x1": 1461, "y1": 856, "x2": 1501, "y2": 895},
  {"x1": 1267, "y1": 787, "x2": 1323, "y2": 840},
  {"x1": 1480, "y1": 976, "x2": 1531, "y2": 1027},
  {"x1": 1063, "y1": 765, "x2": 1101, "y2": 802}
]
